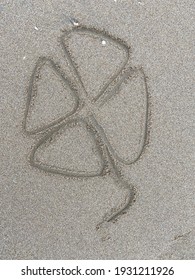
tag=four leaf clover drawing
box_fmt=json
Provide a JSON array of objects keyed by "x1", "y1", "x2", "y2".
[{"x1": 24, "y1": 25, "x2": 149, "y2": 228}]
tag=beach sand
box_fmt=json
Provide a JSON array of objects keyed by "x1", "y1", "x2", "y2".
[{"x1": 0, "y1": 0, "x2": 194, "y2": 259}]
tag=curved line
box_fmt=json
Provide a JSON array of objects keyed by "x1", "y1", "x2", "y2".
[
  {"x1": 88, "y1": 115, "x2": 136, "y2": 224},
  {"x1": 105, "y1": 153, "x2": 136, "y2": 223},
  {"x1": 94, "y1": 68, "x2": 150, "y2": 166},
  {"x1": 60, "y1": 25, "x2": 131, "y2": 103},
  {"x1": 30, "y1": 118, "x2": 106, "y2": 178},
  {"x1": 23, "y1": 57, "x2": 80, "y2": 135}
]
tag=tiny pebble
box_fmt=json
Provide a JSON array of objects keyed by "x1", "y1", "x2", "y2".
[
  {"x1": 73, "y1": 21, "x2": 79, "y2": 26},
  {"x1": 70, "y1": 18, "x2": 79, "y2": 26}
]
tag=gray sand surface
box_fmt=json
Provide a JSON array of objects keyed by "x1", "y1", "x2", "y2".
[{"x1": 0, "y1": 0, "x2": 194, "y2": 259}]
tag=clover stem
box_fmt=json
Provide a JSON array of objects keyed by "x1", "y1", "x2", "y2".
[
  {"x1": 104, "y1": 147, "x2": 136, "y2": 223},
  {"x1": 88, "y1": 115, "x2": 136, "y2": 227}
]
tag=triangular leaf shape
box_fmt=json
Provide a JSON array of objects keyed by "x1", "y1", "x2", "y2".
[
  {"x1": 62, "y1": 27, "x2": 130, "y2": 101},
  {"x1": 30, "y1": 119, "x2": 105, "y2": 178},
  {"x1": 24, "y1": 57, "x2": 79, "y2": 134},
  {"x1": 94, "y1": 68, "x2": 149, "y2": 165}
]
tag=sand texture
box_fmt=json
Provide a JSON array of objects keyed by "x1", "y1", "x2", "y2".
[{"x1": 0, "y1": 0, "x2": 194, "y2": 259}]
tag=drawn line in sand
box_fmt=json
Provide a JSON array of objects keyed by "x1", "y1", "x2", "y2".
[
  {"x1": 24, "y1": 25, "x2": 150, "y2": 229},
  {"x1": 23, "y1": 57, "x2": 80, "y2": 135},
  {"x1": 61, "y1": 26, "x2": 131, "y2": 102}
]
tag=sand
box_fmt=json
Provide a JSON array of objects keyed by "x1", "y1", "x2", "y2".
[{"x1": 0, "y1": 0, "x2": 194, "y2": 259}]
